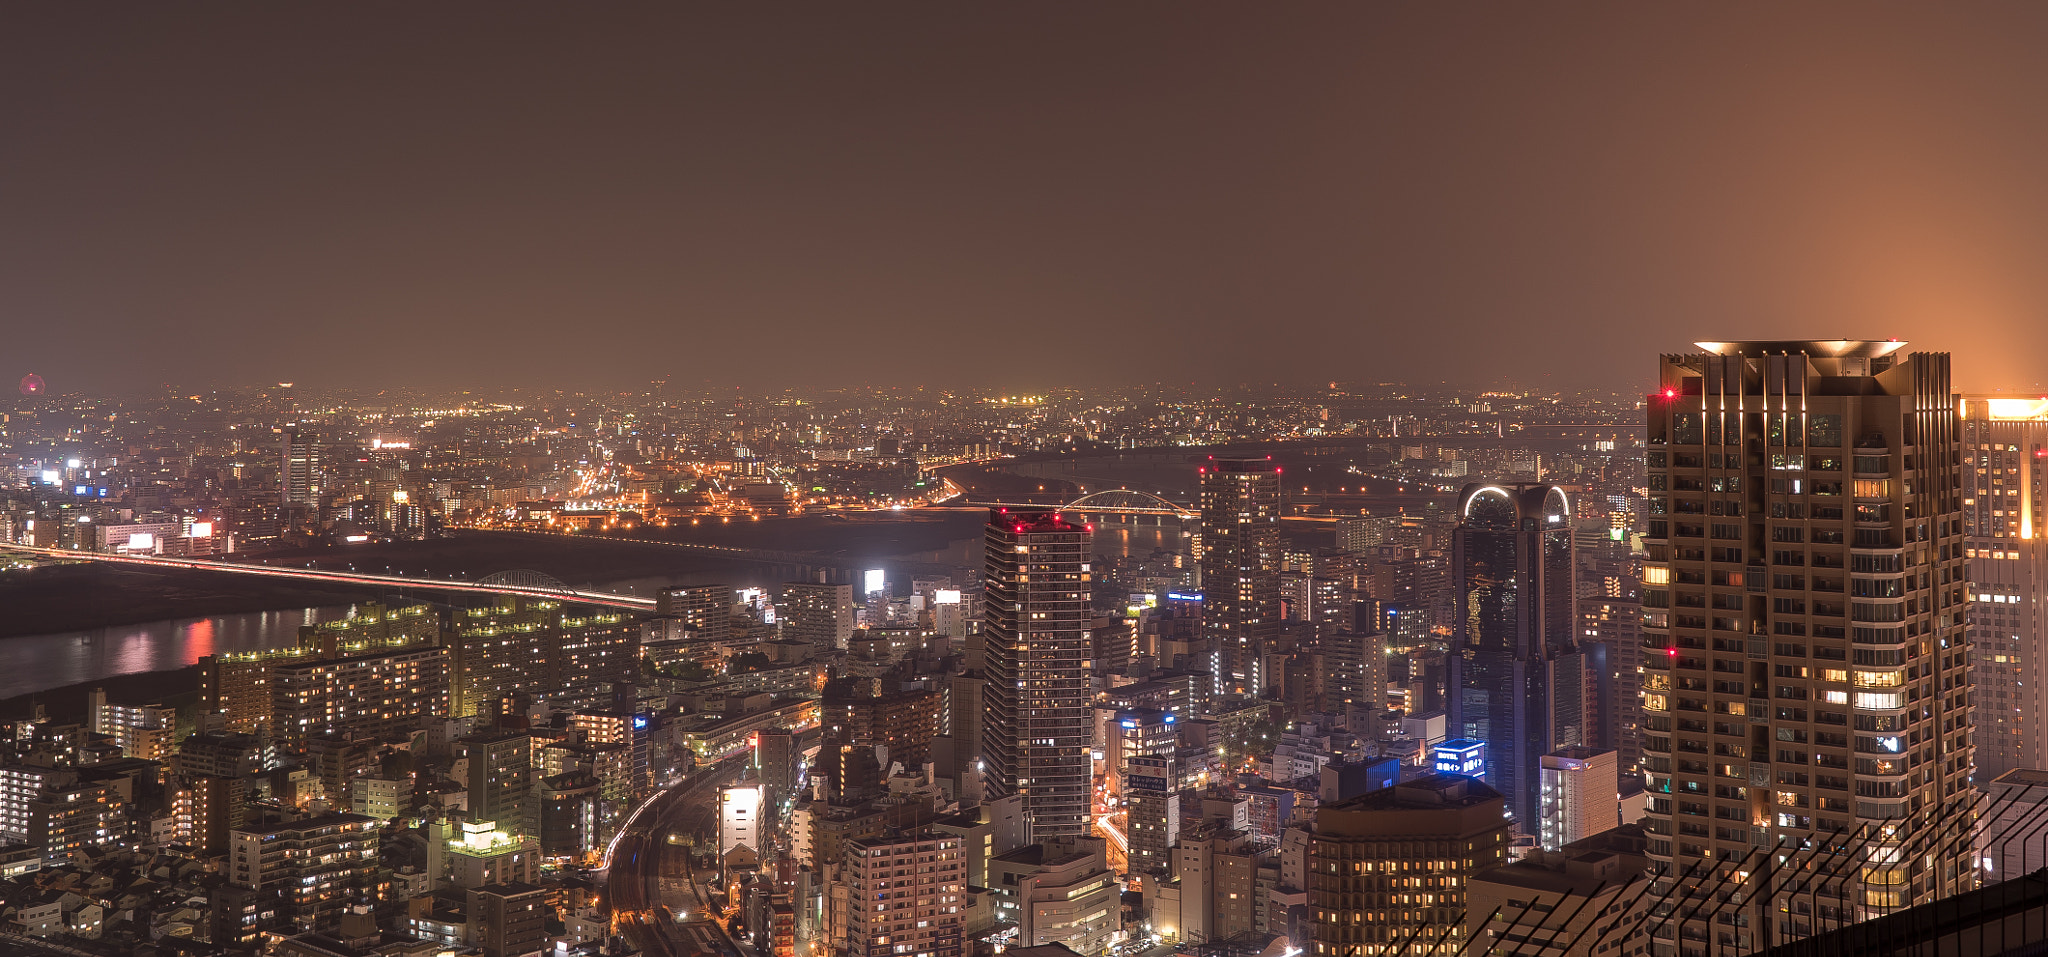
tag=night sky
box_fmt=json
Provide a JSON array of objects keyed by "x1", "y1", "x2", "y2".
[{"x1": 8, "y1": 5, "x2": 2048, "y2": 396}]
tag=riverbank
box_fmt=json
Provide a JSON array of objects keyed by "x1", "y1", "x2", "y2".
[
  {"x1": 0, "y1": 562, "x2": 380, "y2": 641},
  {"x1": 0, "y1": 664, "x2": 202, "y2": 722}
]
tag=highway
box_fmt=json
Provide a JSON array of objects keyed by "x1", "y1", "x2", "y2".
[
  {"x1": 604, "y1": 750, "x2": 755, "y2": 957},
  {"x1": 0, "y1": 544, "x2": 656, "y2": 610}
]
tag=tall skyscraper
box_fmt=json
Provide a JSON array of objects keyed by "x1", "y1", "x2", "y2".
[
  {"x1": 1960, "y1": 396, "x2": 2048, "y2": 778},
  {"x1": 279, "y1": 428, "x2": 321, "y2": 508},
  {"x1": 1200, "y1": 457, "x2": 1282, "y2": 697},
  {"x1": 980, "y1": 507, "x2": 1093, "y2": 840},
  {"x1": 1643, "y1": 341, "x2": 1972, "y2": 952},
  {"x1": 1448, "y1": 482, "x2": 1580, "y2": 831}
]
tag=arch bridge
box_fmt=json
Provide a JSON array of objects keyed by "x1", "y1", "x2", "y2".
[
  {"x1": 1062, "y1": 489, "x2": 1195, "y2": 518},
  {"x1": 971, "y1": 489, "x2": 1196, "y2": 521}
]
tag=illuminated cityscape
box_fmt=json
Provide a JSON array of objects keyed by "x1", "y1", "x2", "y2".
[{"x1": 12, "y1": 6, "x2": 2048, "y2": 957}]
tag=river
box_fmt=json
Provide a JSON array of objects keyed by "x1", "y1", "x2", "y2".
[
  {"x1": 1, "y1": 514, "x2": 1192, "y2": 700},
  {"x1": 0, "y1": 606, "x2": 361, "y2": 702}
]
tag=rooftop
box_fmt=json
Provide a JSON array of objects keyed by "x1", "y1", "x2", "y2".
[
  {"x1": 1693, "y1": 339, "x2": 1909, "y2": 358},
  {"x1": 1328, "y1": 772, "x2": 1503, "y2": 812}
]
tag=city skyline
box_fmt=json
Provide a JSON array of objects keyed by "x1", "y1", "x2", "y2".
[{"x1": 10, "y1": 5, "x2": 2048, "y2": 956}]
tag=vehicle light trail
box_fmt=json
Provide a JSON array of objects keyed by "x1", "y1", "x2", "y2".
[{"x1": 0, "y1": 544, "x2": 655, "y2": 610}]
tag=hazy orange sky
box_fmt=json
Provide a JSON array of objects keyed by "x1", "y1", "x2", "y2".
[{"x1": 5, "y1": 4, "x2": 2048, "y2": 394}]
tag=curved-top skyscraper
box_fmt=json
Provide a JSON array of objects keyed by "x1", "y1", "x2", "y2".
[{"x1": 1448, "y1": 481, "x2": 1580, "y2": 832}]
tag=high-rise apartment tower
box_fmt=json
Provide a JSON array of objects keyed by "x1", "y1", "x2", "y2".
[
  {"x1": 1200, "y1": 457, "x2": 1282, "y2": 697},
  {"x1": 1643, "y1": 341, "x2": 1972, "y2": 954},
  {"x1": 1960, "y1": 396, "x2": 2048, "y2": 778},
  {"x1": 980, "y1": 507, "x2": 1093, "y2": 840}
]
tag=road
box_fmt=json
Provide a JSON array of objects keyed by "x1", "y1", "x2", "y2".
[
  {"x1": 604, "y1": 750, "x2": 755, "y2": 957},
  {"x1": 0, "y1": 544, "x2": 655, "y2": 610}
]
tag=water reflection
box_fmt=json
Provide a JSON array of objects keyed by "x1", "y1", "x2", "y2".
[
  {"x1": 0, "y1": 523, "x2": 1191, "y2": 701},
  {"x1": 0, "y1": 606, "x2": 357, "y2": 701}
]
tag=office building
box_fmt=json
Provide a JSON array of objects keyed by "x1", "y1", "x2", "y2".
[
  {"x1": 1960, "y1": 396, "x2": 2048, "y2": 778},
  {"x1": 469, "y1": 883, "x2": 550, "y2": 957},
  {"x1": 780, "y1": 581, "x2": 856, "y2": 649},
  {"x1": 1309, "y1": 774, "x2": 1510, "y2": 957},
  {"x1": 981, "y1": 508, "x2": 1094, "y2": 839},
  {"x1": 1318, "y1": 627, "x2": 1387, "y2": 721},
  {"x1": 1580, "y1": 596, "x2": 1644, "y2": 776},
  {"x1": 1171, "y1": 823, "x2": 1262, "y2": 944},
  {"x1": 458, "y1": 729, "x2": 534, "y2": 839},
  {"x1": 1538, "y1": 746, "x2": 1618, "y2": 852},
  {"x1": 1124, "y1": 755, "x2": 1180, "y2": 878},
  {"x1": 933, "y1": 587, "x2": 975, "y2": 641},
  {"x1": 1464, "y1": 824, "x2": 1652, "y2": 957},
  {"x1": 1576, "y1": 524, "x2": 1644, "y2": 772},
  {"x1": 446, "y1": 819, "x2": 541, "y2": 889},
  {"x1": 756, "y1": 728, "x2": 801, "y2": 809},
  {"x1": 280, "y1": 428, "x2": 322, "y2": 512},
  {"x1": 1448, "y1": 482, "x2": 1581, "y2": 832},
  {"x1": 987, "y1": 836, "x2": 1120, "y2": 957},
  {"x1": 349, "y1": 775, "x2": 406, "y2": 821},
  {"x1": 720, "y1": 784, "x2": 763, "y2": 859},
  {"x1": 1643, "y1": 341, "x2": 1973, "y2": 951},
  {"x1": 1200, "y1": 458, "x2": 1282, "y2": 697},
  {"x1": 1109, "y1": 707, "x2": 1177, "y2": 786},
  {"x1": 931, "y1": 793, "x2": 1027, "y2": 890},
  {"x1": 1363, "y1": 545, "x2": 1450, "y2": 646},
  {"x1": 844, "y1": 832, "x2": 967, "y2": 957},
  {"x1": 1978, "y1": 768, "x2": 2048, "y2": 881}
]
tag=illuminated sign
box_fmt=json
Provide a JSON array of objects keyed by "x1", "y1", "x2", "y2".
[
  {"x1": 190, "y1": 522, "x2": 213, "y2": 538},
  {"x1": 864, "y1": 569, "x2": 886, "y2": 596},
  {"x1": 1983, "y1": 398, "x2": 2048, "y2": 421},
  {"x1": 126, "y1": 532, "x2": 155, "y2": 551},
  {"x1": 934, "y1": 589, "x2": 962, "y2": 605},
  {"x1": 1167, "y1": 592, "x2": 1202, "y2": 602},
  {"x1": 1433, "y1": 739, "x2": 1487, "y2": 781}
]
